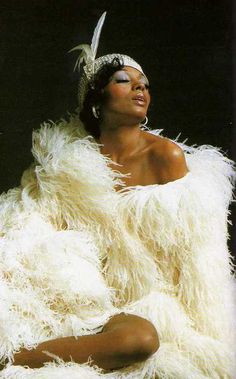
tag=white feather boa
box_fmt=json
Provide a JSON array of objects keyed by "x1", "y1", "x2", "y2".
[{"x1": 0, "y1": 116, "x2": 235, "y2": 379}]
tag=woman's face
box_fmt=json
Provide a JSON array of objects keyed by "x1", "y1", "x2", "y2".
[{"x1": 100, "y1": 66, "x2": 151, "y2": 125}]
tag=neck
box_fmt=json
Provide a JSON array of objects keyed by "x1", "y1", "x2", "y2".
[{"x1": 98, "y1": 124, "x2": 142, "y2": 162}]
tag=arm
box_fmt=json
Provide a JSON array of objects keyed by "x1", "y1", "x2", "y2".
[{"x1": 12, "y1": 314, "x2": 158, "y2": 370}]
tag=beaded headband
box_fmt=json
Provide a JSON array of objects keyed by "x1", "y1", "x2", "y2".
[{"x1": 70, "y1": 12, "x2": 144, "y2": 109}]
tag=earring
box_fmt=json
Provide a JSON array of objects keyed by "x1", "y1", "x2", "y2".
[
  {"x1": 92, "y1": 106, "x2": 100, "y2": 119},
  {"x1": 141, "y1": 116, "x2": 148, "y2": 127}
]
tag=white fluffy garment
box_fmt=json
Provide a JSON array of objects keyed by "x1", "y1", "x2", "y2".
[{"x1": 0, "y1": 116, "x2": 235, "y2": 379}]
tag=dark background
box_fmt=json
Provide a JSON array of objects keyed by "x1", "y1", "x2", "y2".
[{"x1": 0, "y1": 0, "x2": 235, "y2": 255}]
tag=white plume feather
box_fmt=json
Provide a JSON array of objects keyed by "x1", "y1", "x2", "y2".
[
  {"x1": 91, "y1": 11, "x2": 107, "y2": 60},
  {"x1": 69, "y1": 44, "x2": 93, "y2": 72},
  {"x1": 69, "y1": 11, "x2": 107, "y2": 74}
]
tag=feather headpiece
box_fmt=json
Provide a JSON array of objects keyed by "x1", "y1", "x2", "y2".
[
  {"x1": 69, "y1": 12, "x2": 107, "y2": 79},
  {"x1": 70, "y1": 12, "x2": 144, "y2": 108}
]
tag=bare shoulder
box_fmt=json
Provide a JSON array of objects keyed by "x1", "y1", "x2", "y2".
[
  {"x1": 142, "y1": 132, "x2": 189, "y2": 183},
  {"x1": 142, "y1": 131, "x2": 184, "y2": 161},
  {"x1": 156, "y1": 137, "x2": 185, "y2": 162}
]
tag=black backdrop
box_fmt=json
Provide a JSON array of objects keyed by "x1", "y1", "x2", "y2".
[{"x1": 0, "y1": 0, "x2": 235, "y2": 254}]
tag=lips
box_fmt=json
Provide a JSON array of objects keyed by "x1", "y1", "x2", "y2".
[{"x1": 132, "y1": 95, "x2": 146, "y2": 105}]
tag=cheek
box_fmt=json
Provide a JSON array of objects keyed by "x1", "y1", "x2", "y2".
[
  {"x1": 107, "y1": 86, "x2": 129, "y2": 101},
  {"x1": 103, "y1": 85, "x2": 129, "y2": 105}
]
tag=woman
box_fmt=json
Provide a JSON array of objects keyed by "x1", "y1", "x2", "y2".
[
  {"x1": 10, "y1": 56, "x2": 188, "y2": 370},
  {"x1": 1, "y1": 14, "x2": 235, "y2": 379}
]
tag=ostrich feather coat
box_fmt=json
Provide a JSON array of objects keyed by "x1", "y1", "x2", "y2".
[{"x1": 0, "y1": 116, "x2": 235, "y2": 379}]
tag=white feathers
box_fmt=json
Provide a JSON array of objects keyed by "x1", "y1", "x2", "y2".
[
  {"x1": 90, "y1": 12, "x2": 106, "y2": 62},
  {"x1": 69, "y1": 44, "x2": 93, "y2": 73},
  {"x1": 69, "y1": 12, "x2": 107, "y2": 74},
  {"x1": 0, "y1": 119, "x2": 235, "y2": 378}
]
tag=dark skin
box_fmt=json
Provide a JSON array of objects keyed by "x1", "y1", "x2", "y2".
[
  {"x1": 99, "y1": 67, "x2": 188, "y2": 189},
  {"x1": 100, "y1": 129, "x2": 187, "y2": 190},
  {"x1": 11, "y1": 66, "x2": 188, "y2": 371},
  {"x1": 12, "y1": 314, "x2": 159, "y2": 370}
]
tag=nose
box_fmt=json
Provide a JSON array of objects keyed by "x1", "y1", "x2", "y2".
[{"x1": 133, "y1": 81, "x2": 145, "y2": 91}]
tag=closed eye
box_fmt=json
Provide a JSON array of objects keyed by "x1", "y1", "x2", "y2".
[{"x1": 116, "y1": 79, "x2": 130, "y2": 83}]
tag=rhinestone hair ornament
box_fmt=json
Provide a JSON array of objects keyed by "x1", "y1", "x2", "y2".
[{"x1": 69, "y1": 12, "x2": 145, "y2": 109}]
